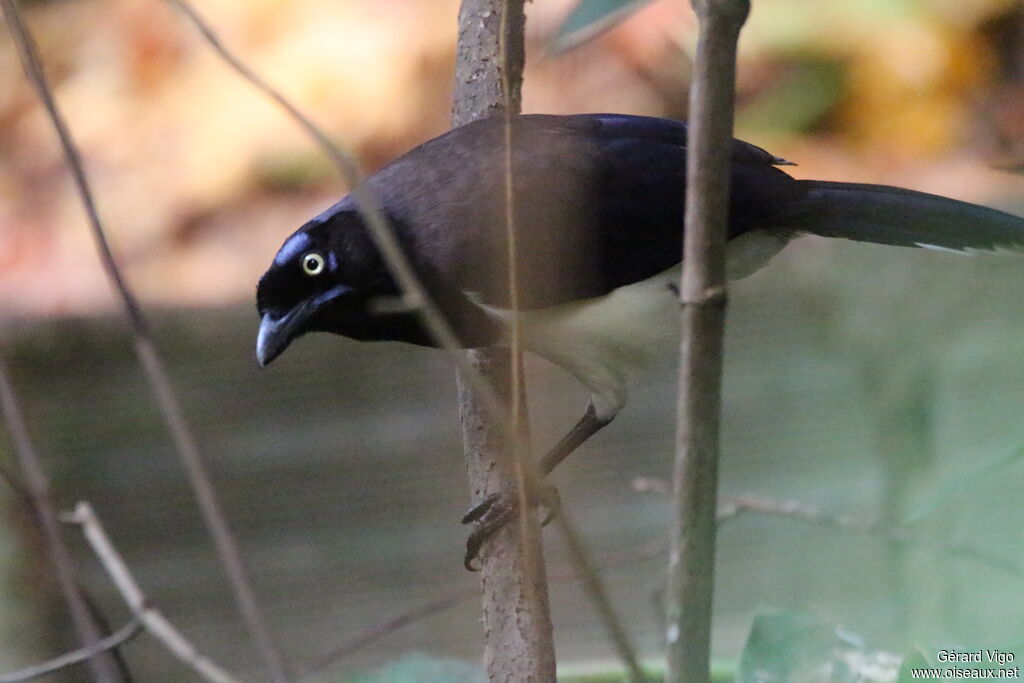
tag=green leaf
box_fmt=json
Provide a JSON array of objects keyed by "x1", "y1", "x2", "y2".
[
  {"x1": 738, "y1": 610, "x2": 840, "y2": 682},
  {"x1": 550, "y1": 0, "x2": 657, "y2": 54},
  {"x1": 738, "y1": 610, "x2": 901, "y2": 683}
]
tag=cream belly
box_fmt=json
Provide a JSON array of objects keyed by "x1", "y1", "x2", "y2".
[{"x1": 477, "y1": 229, "x2": 790, "y2": 419}]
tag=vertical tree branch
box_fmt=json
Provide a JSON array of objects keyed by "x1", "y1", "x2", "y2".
[
  {"x1": 0, "y1": 3, "x2": 289, "y2": 680},
  {"x1": 452, "y1": 1, "x2": 558, "y2": 680},
  {"x1": 665, "y1": 1, "x2": 749, "y2": 681},
  {"x1": 0, "y1": 358, "x2": 123, "y2": 682}
]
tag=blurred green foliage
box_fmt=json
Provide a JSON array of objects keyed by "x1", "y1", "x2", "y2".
[
  {"x1": 737, "y1": 611, "x2": 900, "y2": 683},
  {"x1": 350, "y1": 654, "x2": 485, "y2": 683}
]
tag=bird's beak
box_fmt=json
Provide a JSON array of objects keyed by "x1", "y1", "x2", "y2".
[
  {"x1": 256, "y1": 302, "x2": 311, "y2": 367},
  {"x1": 256, "y1": 284, "x2": 352, "y2": 367}
]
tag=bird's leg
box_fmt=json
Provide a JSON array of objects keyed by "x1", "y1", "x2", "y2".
[
  {"x1": 462, "y1": 402, "x2": 612, "y2": 570},
  {"x1": 538, "y1": 402, "x2": 611, "y2": 476}
]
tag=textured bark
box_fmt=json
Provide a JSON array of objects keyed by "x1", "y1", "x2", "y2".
[
  {"x1": 666, "y1": 1, "x2": 750, "y2": 682},
  {"x1": 452, "y1": 1, "x2": 557, "y2": 681},
  {"x1": 452, "y1": 0, "x2": 525, "y2": 125}
]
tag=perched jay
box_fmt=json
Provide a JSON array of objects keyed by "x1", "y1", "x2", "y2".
[{"x1": 255, "y1": 113, "x2": 1024, "y2": 564}]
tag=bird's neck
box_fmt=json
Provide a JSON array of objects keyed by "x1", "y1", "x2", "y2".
[{"x1": 338, "y1": 310, "x2": 438, "y2": 347}]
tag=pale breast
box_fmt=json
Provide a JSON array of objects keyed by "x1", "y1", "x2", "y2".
[{"x1": 475, "y1": 228, "x2": 791, "y2": 418}]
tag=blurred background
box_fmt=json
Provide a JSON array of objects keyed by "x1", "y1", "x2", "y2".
[{"x1": 2, "y1": 0, "x2": 1024, "y2": 680}]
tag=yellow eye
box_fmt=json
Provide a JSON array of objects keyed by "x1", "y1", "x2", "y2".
[{"x1": 302, "y1": 252, "x2": 325, "y2": 276}]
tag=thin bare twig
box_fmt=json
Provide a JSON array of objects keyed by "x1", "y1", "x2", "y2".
[
  {"x1": 496, "y1": 0, "x2": 542, "y2": 643},
  {"x1": 162, "y1": 0, "x2": 509, "y2": 427},
  {"x1": 0, "y1": 448, "x2": 35, "y2": 516},
  {"x1": 0, "y1": 3, "x2": 288, "y2": 679},
  {"x1": 551, "y1": 536, "x2": 668, "y2": 578},
  {"x1": 299, "y1": 479, "x2": 1024, "y2": 680},
  {"x1": 667, "y1": 0, "x2": 750, "y2": 680},
  {"x1": 162, "y1": 2, "x2": 574, "y2": 678},
  {"x1": 716, "y1": 494, "x2": 1024, "y2": 576},
  {"x1": 489, "y1": 15, "x2": 640, "y2": 681},
  {"x1": 552, "y1": 512, "x2": 647, "y2": 683},
  {"x1": 135, "y1": 342, "x2": 286, "y2": 680},
  {"x1": 0, "y1": 618, "x2": 143, "y2": 683},
  {"x1": 715, "y1": 493, "x2": 870, "y2": 527},
  {"x1": 155, "y1": 20, "x2": 572, "y2": 667},
  {"x1": 0, "y1": 354, "x2": 122, "y2": 682},
  {"x1": 297, "y1": 584, "x2": 477, "y2": 679},
  {"x1": 300, "y1": 532, "x2": 665, "y2": 679},
  {"x1": 64, "y1": 502, "x2": 244, "y2": 683},
  {"x1": 156, "y1": 3, "x2": 636, "y2": 678},
  {"x1": 635, "y1": 478, "x2": 1024, "y2": 578}
]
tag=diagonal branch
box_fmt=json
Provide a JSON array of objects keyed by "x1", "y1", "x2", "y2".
[
  {"x1": 296, "y1": 584, "x2": 477, "y2": 679},
  {"x1": 299, "y1": 480, "x2": 1024, "y2": 680},
  {"x1": 162, "y1": 0, "x2": 509, "y2": 426},
  {"x1": 171, "y1": 6, "x2": 646, "y2": 677},
  {"x1": 552, "y1": 512, "x2": 648, "y2": 682},
  {"x1": 299, "y1": 531, "x2": 664, "y2": 679},
  {"x1": 0, "y1": 3, "x2": 288, "y2": 680},
  {"x1": 633, "y1": 477, "x2": 1024, "y2": 578},
  {"x1": 64, "y1": 503, "x2": 244, "y2": 683},
  {"x1": 0, "y1": 354, "x2": 123, "y2": 682},
  {"x1": 0, "y1": 618, "x2": 143, "y2": 683}
]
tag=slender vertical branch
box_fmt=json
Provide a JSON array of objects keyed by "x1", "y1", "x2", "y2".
[
  {"x1": 0, "y1": 3, "x2": 289, "y2": 680},
  {"x1": 666, "y1": 1, "x2": 749, "y2": 681},
  {"x1": 0, "y1": 357, "x2": 123, "y2": 682},
  {"x1": 497, "y1": 0, "x2": 535, "y2": 622},
  {"x1": 452, "y1": 1, "x2": 557, "y2": 680}
]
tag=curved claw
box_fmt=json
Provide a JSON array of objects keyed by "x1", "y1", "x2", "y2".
[
  {"x1": 463, "y1": 499, "x2": 516, "y2": 571},
  {"x1": 539, "y1": 485, "x2": 561, "y2": 527},
  {"x1": 464, "y1": 538, "x2": 482, "y2": 572},
  {"x1": 462, "y1": 492, "x2": 501, "y2": 525},
  {"x1": 460, "y1": 483, "x2": 562, "y2": 571}
]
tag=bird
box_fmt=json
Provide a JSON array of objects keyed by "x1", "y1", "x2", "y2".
[{"x1": 255, "y1": 113, "x2": 1024, "y2": 566}]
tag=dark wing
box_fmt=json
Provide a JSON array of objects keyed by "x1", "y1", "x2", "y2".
[
  {"x1": 364, "y1": 113, "x2": 802, "y2": 309},
  {"x1": 574, "y1": 113, "x2": 793, "y2": 166}
]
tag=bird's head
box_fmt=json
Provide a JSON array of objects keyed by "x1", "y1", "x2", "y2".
[{"x1": 255, "y1": 205, "x2": 386, "y2": 366}]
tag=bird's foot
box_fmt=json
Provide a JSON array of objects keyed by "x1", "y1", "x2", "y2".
[{"x1": 461, "y1": 483, "x2": 560, "y2": 571}]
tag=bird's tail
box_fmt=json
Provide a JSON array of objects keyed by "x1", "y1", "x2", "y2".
[{"x1": 777, "y1": 180, "x2": 1024, "y2": 252}]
